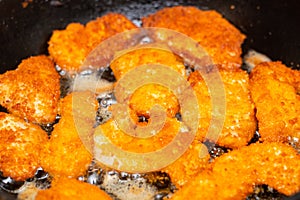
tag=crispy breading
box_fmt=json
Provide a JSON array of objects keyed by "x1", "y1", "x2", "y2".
[
  {"x1": 171, "y1": 170, "x2": 254, "y2": 200},
  {"x1": 0, "y1": 55, "x2": 60, "y2": 124},
  {"x1": 41, "y1": 92, "x2": 97, "y2": 178},
  {"x1": 110, "y1": 48, "x2": 186, "y2": 80},
  {"x1": 188, "y1": 68, "x2": 257, "y2": 148},
  {"x1": 97, "y1": 117, "x2": 210, "y2": 186},
  {"x1": 36, "y1": 177, "x2": 112, "y2": 200},
  {"x1": 129, "y1": 84, "x2": 179, "y2": 118},
  {"x1": 85, "y1": 13, "x2": 137, "y2": 50},
  {"x1": 142, "y1": 6, "x2": 246, "y2": 69},
  {"x1": 110, "y1": 48, "x2": 186, "y2": 118},
  {"x1": 48, "y1": 13, "x2": 137, "y2": 73},
  {"x1": 171, "y1": 142, "x2": 300, "y2": 200},
  {"x1": 213, "y1": 142, "x2": 300, "y2": 196},
  {"x1": 97, "y1": 117, "x2": 180, "y2": 153},
  {"x1": 250, "y1": 61, "x2": 300, "y2": 142},
  {"x1": 48, "y1": 23, "x2": 90, "y2": 73},
  {"x1": 0, "y1": 113, "x2": 48, "y2": 181},
  {"x1": 161, "y1": 141, "x2": 210, "y2": 187}
]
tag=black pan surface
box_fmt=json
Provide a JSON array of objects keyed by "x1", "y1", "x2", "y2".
[{"x1": 0, "y1": 0, "x2": 300, "y2": 199}]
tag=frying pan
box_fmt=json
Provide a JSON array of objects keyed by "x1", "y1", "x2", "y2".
[{"x1": 0, "y1": 0, "x2": 300, "y2": 199}]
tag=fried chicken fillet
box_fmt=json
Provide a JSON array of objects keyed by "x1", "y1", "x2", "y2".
[
  {"x1": 41, "y1": 92, "x2": 97, "y2": 178},
  {"x1": 0, "y1": 55, "x2": 60, "y2": 124},
  {"x1": 142, "y1": 6, "x2": 246, "y2": 69},
  {"x1": 97, "y1": 117, "x2": 210, "y2": 187},
  {"x1": 250, "y1": 61, "x2": 300, "y2": 142},
  {"x1": 48, "y1": 13, "x2": 137, "y2": 73},
  {"x1": 171, "y1": 142, "x2": 300, "y2": 200},
  {"x1": 0, "y1": 113, "x2": 48, "y2": 181},
  {"x1": 161, "y1": 141, "x2": 210, "y2": 187},
  {"x1": 110, "y1": 48, "x2": 186, "y2": 118},
  {"x1": 188, "y1": 68, "x2": 257, "y2": 148},
  {"x1": 36, "y1": 177, "x2": 112, "y2": 200},
  {"x1": 97, "y1": 117, "x2": 180, "y2": 153},
  {"x1": 110, "y1": 48, "x2": 186, "y2": 80}
]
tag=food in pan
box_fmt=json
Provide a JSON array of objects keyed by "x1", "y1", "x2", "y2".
[
  {"x1": 41, "y1": 92, "x2": 96, "y2": 178},
  {"x1": 97, "y1": 117, "x2": 180, "y2": 153},
  {"x1": 0, "y1": 55, "x2": 60, "y2": 124},
  {"x1": 111, "y1": 48, "x2": 186, "y2": 118},
  {"x1": 129, "y1": 83, "x2": 180, "y2": 118},
  {"x1": 250, "y1": 61, "x2": 300, "y2": 142},
  {"x1": 48, "y1": 13, "x2": 136, "y2": 73},
  {"x1": 171, "y1": 142, "x2": 300, "y2": 200},
  {"x1": 142, "y1": 6, "x2": 246, "y2": 69},
  {"x1": 97, "y1": 116, "x2": 210, "y2": 189},
  {"x1": 0, "y1": 113, "x2": 48, "y2": 181},
  {"x1": 188, "y1": 67, "x2": 257, "y2": 148},
  {"x1": 243, "y1": 49, "x2": 272, "y2": 72},
  {"x1": 161, "y1": 141, "x2": 210, "y2": 187},
  {"x1": 0, "y1": 4, "x2": 299, "y2": 200},
  {"x1": 35, "y1": 177, "x2": 112, "y2": 200},
  {"x1": 110, "y1": 48, "x2": 186, "y2": 80}
]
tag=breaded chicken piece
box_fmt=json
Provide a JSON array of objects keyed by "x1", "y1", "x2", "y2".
[
  {"x1": 188, "y1": 68, "x2": 256, "y2": 148},
  {"x1": 213, "y1": 142, "x2": 300, "y2": 196},
  {"x1": 36, "y1": 177, "x2": 112, "y2": 200},
  {"x1": 97, "y1": 117, "x2": 180, "y2": 153},
  {"x1": 142, "y1": 6, "x2": 246, "y2": 69},
  {"x1": 41, "y1": 92, "x2": 97, "y2": 178},
  {"x1": 250, "y1": 61, "x2": 300, "y2": 142},
  {"x1": 111, "y1": 48, "x2": 186, "y2": 118},
  {"x1": 171, "y1": 170, "x2": 253, "y2": 200},
  {"x1": 129, "y1": 84, "x2": 179, "y2": 118},
  {"x1": 48, "y1": 13, "x2": 137, "y2": 73},
  {"x1": 96, "y1": 117, "x2": 209, "y2": 185},
  {"x1": 172, "y1": 142, "x2": 300, "y2": 200},
  {"x1": 161, "y1": 141, "x2": 210, "y2": 187},
  {"x1": 48, "y1": 23, "x2": 90, "y2": 73},
  {"x1": 0, "y1": 55, "x2": 60, "y2": 124},
  {"x1": 0, "y1": 113, "x2": 48, "y2": 181},
  {"x1": 85, "y1": 13, "x2": 137, "y2": 50},
  {"x1": 110, "y1": 48, "x2": 186, "y2": 80}
]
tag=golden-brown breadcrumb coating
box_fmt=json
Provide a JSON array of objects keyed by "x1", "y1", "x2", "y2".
[
  {"x1": 97, "y1": 117, "x2": 180, "y2": 153},
  {"x1": 85, "y1": 13, "x2": 136, "y2": 50},
  {"x1": 41, "y1": 92, "x2": 97, "y2": 178},
  {"x1": 0, "y1": 113, "x2": 48, "y2": 181},
  {"x1": 172, "y1": 142, "x2": 300, "y2": 200},
  {"x1": 161, "y1": 141, "x2": 210, "y2": 187},
  {"x1": 110, "y1": 48, "x2": 186, "y2": 80},
  {"x1": 250, "y1": 61, "x2": 300, "y2": 142},
  {"x1": 171, "y1": 170, "x2": 253, "y2": 200},
  {"x1": 188, "y1": 68, "x2": 256, "y2": 148},
  {"x1": 48, "y1": 13, "x2": 137, "y2": 73},
  {"x1": 97, "y1": 117, "x2": 209, "y2": 187},
  {"x1": 129, "y1": 84, "x2": 179, "y2": 118},
  {"x1": 0, "y1": 55, "x2": 60, "y2": 124},
  {"x1": 36, "y1": 177, "x2": 112, "y2": 200},
  {"x1": 110, "y1": 48, "x2": 186, "y2": 118},
  {"x1": 142, "y1": 6, "x2": 246, "y2": 69}
]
